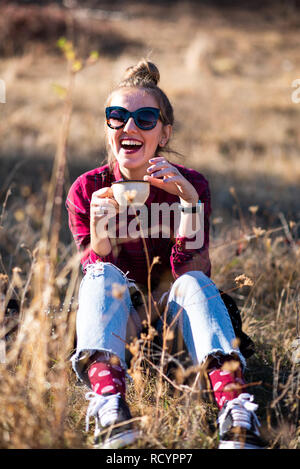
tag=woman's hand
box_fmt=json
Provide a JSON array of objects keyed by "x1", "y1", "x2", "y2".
[
  {"x1": 90, "y1": 187, "x2": 119, "y2": 257},
  {"x1": 90, "y1": 187, "x2": 119, "y2": 223},
  {"x1": 143, "y1": 156, "x2": 199, "y2": 205}
]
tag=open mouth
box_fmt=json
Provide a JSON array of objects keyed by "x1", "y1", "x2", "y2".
[{"x1": 120, "y1": 139, "x2": 143, "y2": 152}]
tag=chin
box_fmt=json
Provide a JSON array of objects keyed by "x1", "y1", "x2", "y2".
[{"x1": 118, "y1": 153, "x2": 147, "y2": 169}]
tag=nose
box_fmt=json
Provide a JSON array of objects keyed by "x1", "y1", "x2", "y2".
[{"x1": 123, "y1": 116, "x2": 138, "y2": 133}]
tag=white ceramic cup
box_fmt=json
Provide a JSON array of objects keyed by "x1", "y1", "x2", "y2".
[{"x1": 111, "y1": 180, "x2": 150, "y2": 207}]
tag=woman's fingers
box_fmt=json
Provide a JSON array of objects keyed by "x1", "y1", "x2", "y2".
[
  {"x1": 145, "y1": 158, "x2": 181, "y2": 189},
  {"x1": 143, "y1": 174, "x2": 166, "y2": 187},
  {"x1": 92, "y1": 198, "x2": 118, "y2": 219},
  {"x1": 91, "y1": 187, "x2": 118, "y2": 208},
  {"x1": 149, "y1": 156, "x2": 167, "y2": 164},
  {"x1": 91, "y1": 186, "x2": 119, "y2": 219},
  {"x1": 93, "y1": 197, "x2": 118, "y2": 209},
  {"x1": 147, "y1": 160, "x2": 169, "y2": 174},
  {"x1": 147, "y1": 158, "x2": 180, "y2": 179},
  {"x1": 161, "y1": 175, "x2": 182, "y2": 184},
  {"x1": 92, "y1": 186, "x2": 114, "y2": 199},
  {"x1": 144, "y1": 163, "x2": 198, "y2": 202},
  {"x1": 148, "y1": 167, "x2": 178, "y2": 179}
]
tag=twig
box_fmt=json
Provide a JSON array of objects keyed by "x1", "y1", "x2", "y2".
[
  {"x1": 270, "y1": 368, "x2": 295, "y2": 409},
  {"x1": 0, "y1": 186, "x2": 13, "y2": 228},
  {"x1": 278, "y1": 211, "x2": 296, "y2": 249}
]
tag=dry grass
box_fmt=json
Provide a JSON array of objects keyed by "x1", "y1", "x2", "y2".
[{"x1": 0, "y1": 1, "x2": 300, "y2": 449}]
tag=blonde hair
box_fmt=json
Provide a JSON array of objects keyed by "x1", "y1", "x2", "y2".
[{"x1": 105, "y1": 59, "x2": 175, "y2": 170}]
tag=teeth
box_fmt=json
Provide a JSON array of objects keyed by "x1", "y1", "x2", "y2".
[{"x1": 121, "y1": 140, "x2": 143, "y2": 146}]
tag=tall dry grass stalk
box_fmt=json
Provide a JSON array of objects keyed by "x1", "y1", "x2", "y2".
[{"x1": 0, "y1": 41, "x2": 98, "y2": 448}]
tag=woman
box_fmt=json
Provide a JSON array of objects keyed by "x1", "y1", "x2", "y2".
[{"x1": 66, "y1": 60, "x2": 265, "y2": 449}]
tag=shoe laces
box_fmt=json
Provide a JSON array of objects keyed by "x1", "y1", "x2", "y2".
[
  {"x1": 85, "y1": 392, "x2": 121, "y2": 435},
  {"x1": 218, "y1": 393, "x2": 261, "y2": 434}
]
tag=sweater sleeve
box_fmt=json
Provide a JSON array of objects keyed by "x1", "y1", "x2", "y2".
[
  {"x1": 170, "y1": 171, "x2": 211, "y2": 279},
  {"x1": 65, "y1": 176, "x2": 114, "y2": 271}
]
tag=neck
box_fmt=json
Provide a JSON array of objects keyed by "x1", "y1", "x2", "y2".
[{"x1": 119, "y1": 163, "x2": 149, "y2": 181}]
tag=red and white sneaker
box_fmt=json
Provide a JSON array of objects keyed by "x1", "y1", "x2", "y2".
[
  {"x1": 218, "y1": 393, "x2": 267, "y2": 449},
  {"x1": 85, "y1": 392, "x2": 139, "y2": 449}
]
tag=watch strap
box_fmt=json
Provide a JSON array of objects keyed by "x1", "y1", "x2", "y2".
[{"x1": 178, "y1": 199, "x2": 201, "y2": 213}]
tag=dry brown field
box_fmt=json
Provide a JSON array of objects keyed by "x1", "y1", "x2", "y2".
[{"x1": 0, "y1": 0, "x2": 299, "y2": 449}]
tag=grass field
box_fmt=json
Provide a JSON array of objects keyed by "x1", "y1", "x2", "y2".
[{"x1": 0, "y1": 1, "x2": 300, "y2": 449}]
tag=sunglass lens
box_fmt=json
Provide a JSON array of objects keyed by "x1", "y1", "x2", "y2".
[
  {"x1": 136, "y1": 109, "x2": 158, "y2": 129},
  {"x1": 107, "y1": 109, "x2": 126, "y2": 128}
]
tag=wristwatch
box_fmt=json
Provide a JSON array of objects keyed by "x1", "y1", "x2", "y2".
[{"x1": 178, "y1": 199, "x2": 201, "y2": 213}]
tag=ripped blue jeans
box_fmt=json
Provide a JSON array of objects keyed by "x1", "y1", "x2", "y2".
[{"x1": 71, "y1": 262, "x2": 246, "y2": 386}]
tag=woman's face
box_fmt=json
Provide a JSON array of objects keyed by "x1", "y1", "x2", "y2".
[{"x1": 106, "y1": 88, "x2": 172, "y2": 178}]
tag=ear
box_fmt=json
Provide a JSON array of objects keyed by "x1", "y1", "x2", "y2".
[{"x1": 159, "y1": 124, "x2": 172, "y2": 147}]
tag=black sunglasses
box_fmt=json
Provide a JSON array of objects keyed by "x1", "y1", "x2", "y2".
[{"x1": 105, "y1": 106, "x2": 161, "y2": 130}]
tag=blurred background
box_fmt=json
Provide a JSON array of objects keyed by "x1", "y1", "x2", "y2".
[
  {"x1": 0, "y1": 0, "x2": 300, "y2": 450},
  {"x1": 1, "y1": 0, "x2": 300, "y2": 272}
]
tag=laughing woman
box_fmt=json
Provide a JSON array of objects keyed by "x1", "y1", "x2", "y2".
[{"x1": 66, "y1": 60, "x2": 265, "y2": 449}]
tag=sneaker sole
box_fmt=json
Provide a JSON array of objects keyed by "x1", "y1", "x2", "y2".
[
  {"x1": 99, "y1": 429, "x2": 140, "y2": 449},
  {"x1": 219, "y1": 440, "x2": 264, "y2": 450}
]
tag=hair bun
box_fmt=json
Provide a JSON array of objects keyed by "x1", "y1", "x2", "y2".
[{"x1": 121, "y1": 59, "x2": 160, "y2": 87}]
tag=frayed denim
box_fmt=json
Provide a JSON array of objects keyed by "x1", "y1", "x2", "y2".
[{"x1": 71, "y1": 262, "x2": 246, "y2": 386}]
